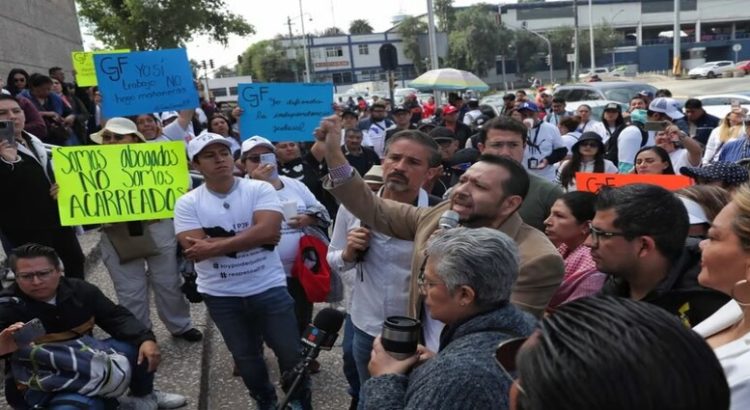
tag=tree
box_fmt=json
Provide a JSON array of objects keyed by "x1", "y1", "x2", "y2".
[
  {"x1": 349, "y1": 19, "x2": 374, "y2": 35},
  {"x1": 237, "y1": 40, "x2": 297, "y2": 82},
  {"x1": 434, "y1": 0, "x2": 456, "y2": 33},
  {"x1": 323, "y1": 27, "x2": 344, "y2": 36},
  {"x1": 77, "y1": 0, "x2": 254, "y2": 50},
  {"x1": 578, "y1": 23, "x2": 622, "y2": 68},
  {"x1": 213, "y1": 65, "x2": 237, "y2": 78},
  {"x1": 511, "y1": 30, "x2": 545, "y2": 78},
  {"x1": 446, "y1": 5, "x2": 513, "y2": 76},
  {"x1": 397, "y1": 16, "x2": 428, "y2": 74},
  {"x1": 547, "y1": 26, "x2": 575, "y2": 78}
]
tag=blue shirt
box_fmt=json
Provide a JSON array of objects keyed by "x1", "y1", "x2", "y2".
[{"x1": 718, "y1": 136, "x2": 750, "y2": 163}]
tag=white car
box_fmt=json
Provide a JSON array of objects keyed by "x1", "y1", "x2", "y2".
[
  {"x1": 688, "y1": 61, "x2": 735, "y2": 79},
  {"x1": 694, "y1": 93, "x2": 750, "y2": 119},
  {"x1": 578, "y1": 67, "x2": 611, "y2": 80}
]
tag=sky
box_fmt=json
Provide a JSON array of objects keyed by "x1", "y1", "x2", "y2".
[{"x1": 81, "y1": 0, "x2": 493, "y2": 76}]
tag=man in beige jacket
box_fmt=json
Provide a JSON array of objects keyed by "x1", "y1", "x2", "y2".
[{"x1": 320, "y1": 114, "x2": 563, "y2": 349}]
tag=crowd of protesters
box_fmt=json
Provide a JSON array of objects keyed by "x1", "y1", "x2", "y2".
[{"x1": 1, "y1": 62, "x2": 750, "y2": 410}]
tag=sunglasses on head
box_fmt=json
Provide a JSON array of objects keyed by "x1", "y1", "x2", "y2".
[{"x1": 495, "y1": 336, "x2": 528, "y2": 394}]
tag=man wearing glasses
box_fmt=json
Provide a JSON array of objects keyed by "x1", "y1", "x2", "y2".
[
  {"x1": 586, "y1": 184, "x2": 728, "y2": 326},
  {"x1": 0, "y1": 243, "x2": 178, "y2": 409}
]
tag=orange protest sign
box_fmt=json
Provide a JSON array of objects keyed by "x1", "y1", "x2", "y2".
[{"x1": 575, "y1": 173, "x2": 694, "y2": 193}]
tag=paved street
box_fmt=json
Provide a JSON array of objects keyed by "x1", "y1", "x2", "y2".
[{"x1": 638, "y1": 74, "x2": 750, "y2": 98}]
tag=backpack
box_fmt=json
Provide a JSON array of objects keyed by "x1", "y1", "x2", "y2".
[
  {"x1": 604, "y1": 124, "x2": 648, "y2": 166},
  {"x1": 292, "y1": 234, "x2": 334, "y2": 303},
  {"x1": 11, "y1": 334, "x2": 131, "y2": 398}
]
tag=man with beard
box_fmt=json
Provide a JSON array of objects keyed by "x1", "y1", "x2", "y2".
[
  {"x1": 320, "y1": 114, "x2": 563, "y2": 354},
  {"x1": 327, "y1": 130, "x2": 442, "y2": 409}
]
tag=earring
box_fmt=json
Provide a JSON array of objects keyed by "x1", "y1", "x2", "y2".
[{"x1": 731, "y1": 279, "x2": 750, "y2": 307}]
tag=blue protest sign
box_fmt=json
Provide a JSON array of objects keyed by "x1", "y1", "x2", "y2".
[
  {"x1": 94, "y1": 48, "x2": 198, "y2": 118},
  {"x1": 238, "y1": 83, "x2": 333, "y2": 142}
]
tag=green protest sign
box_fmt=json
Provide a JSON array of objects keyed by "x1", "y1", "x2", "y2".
[
  {"x1": 53, "y1": 141, "x2": 189, "y2": 226},
  {"x1": 71, "y1": 49, "x2": 129, "y2": 87}
]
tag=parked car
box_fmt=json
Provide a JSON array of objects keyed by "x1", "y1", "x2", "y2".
[
  {"x1": 687, "y1": 61, "x2": 736, "y2": 79},
  {"x1": 553, "y1": 82, "x2": 658, "y2": 104},
  {"x1": 578, "y1": 67, "x2": 611, "y2": 80},
  {"x1": 694, "y1": 93, "x2": 750, "y2": 118},
  {"x1": 736, "y1": 60, "x2": 750, "y2": 74}
]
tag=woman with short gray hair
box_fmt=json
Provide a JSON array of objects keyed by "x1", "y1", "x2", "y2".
[{"x1": 363, "y1": 227, "x2": 535, "y2": 410}]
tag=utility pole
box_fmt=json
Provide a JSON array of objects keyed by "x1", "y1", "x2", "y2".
[
  {"x1": 672, "y1": 0, "x2": 682, "y2": 76},
  {"x1": 287, "y1": 16, "x2": 299, "y2": 82},
  {"x1": 426, "y1": 0, "x2": 440, "y2": 104},
  {"x1": 299, "y1": 0, "x2": 311, "y2": 82},
  {"x1": 522, "y1": 25, "x2": 554, "y2": 84},
  {"x1": 588, "y1": 0, "x2": 595, "y2": 72},
  {"x1": 573, "y1": 0, "x2": 580, "y2": 80}
]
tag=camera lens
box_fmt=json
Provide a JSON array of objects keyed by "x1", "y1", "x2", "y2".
[{"x1": 381, "y1": 316, "x2": 421, "y2": 360}]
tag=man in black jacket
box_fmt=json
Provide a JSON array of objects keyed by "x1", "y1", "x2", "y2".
[
  {"x1": 587, "y1": 185, "x2": 729, "y2": 326},
  {"x1": 0, "y1": 244, "x2": 183, "y2": 410}
]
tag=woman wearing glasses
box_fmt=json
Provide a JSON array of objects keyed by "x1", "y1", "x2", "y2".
[
  {"x1": 500, "y1": 296, "x2": 729, "y2": 410},
  {"x1": 363, "y1": 227, "x2": 535, "y2": 410},
  {"x1": 693, "y1": 185, "x2": 750, "y2": 409},
  {"x1": 556, "y1": 132, "x2": 617, "y2": 192},
  {"x1": 543, "y1": 192, "x2": 606, "y2": 310},
  {"x1": 91, "y1": 118, "x2": 202, "y2": 347}
]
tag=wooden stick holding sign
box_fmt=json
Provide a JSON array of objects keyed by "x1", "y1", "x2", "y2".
[{"x1": 575, "y1": 173, "x2": 694, "y2": 193}]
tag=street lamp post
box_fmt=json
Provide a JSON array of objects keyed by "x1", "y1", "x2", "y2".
[
  {"x1": 588, "y1": 0, "x2": 595, "y2": 72},
  {"x1": 522, "y1": 25, "x2": 554, "y2": 84},
  {"x1": 299, "y1": 0, "x2": 311, "y2": 82},
  {"x1": 609, "y1": 9, "x2": 625, "y2": 69}
]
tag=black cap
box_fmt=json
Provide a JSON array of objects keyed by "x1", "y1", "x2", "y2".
[
  {"x1": 392, "y1": 105, "x2": 409, "y2": 114},
  {"x1": 680, "y1": 162, "x2": 749, "y2": 186},
  {"x1": 603, "y1": 102, "x2": 622, "y2": 112},
  {"x1": 429, "y1": 126, "x2": 457, "y2": 143},
  {"x1": 341, "y1": 109, "x2": 358, "y2": 118},
  {"x1": 449, "y1": 148, "x2": 480, "y2": 166},
  {"x1": 573, "y1": 132, "x2": 604, "y2": 150}
]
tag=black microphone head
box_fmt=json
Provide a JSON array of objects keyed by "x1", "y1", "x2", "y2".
[
  {"x1": 439, "y1": 210, "x2": 459, "y2": 230},
  {"x1": 312, "y1": 308, "x2": 345, "y2": 334}
]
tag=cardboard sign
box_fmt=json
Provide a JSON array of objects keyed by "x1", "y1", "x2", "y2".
[
  {"x1": 238, "y1": 83, "x2": 333, "y2": 141},
  {"x1": 53, "y1": 142, "x2": 189, "y2": 226},
  {"x1": 71, "y1": 49, "x2": 130, "y2": 87},
  {"x1": 94, "y1": 48, "x2": 199, "y2": 118},
  {"x1": 576, "y1": 172, "x2": 694, "y2": 193}
]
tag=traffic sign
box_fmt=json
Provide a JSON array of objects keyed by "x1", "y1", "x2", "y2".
[{"x1": 733, "y1": 44, "x2": 742, "y2": 52}]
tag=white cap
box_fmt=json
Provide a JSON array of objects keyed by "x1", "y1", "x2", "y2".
[
  {"x1": 649, "y1": 97, "x2": 684, "y2": 120},
  {"x1": 90, "y1": 117, "x2": 147, "y2": 144},
  {"x1": 240, "y1": 135, "x2": 275, "y2": 156},
  {"x1": 678, "y1": 196, "x2": 709, "y2": 225},
  {"x1": 160, "y1": 111, "x2": 178, "y2": 122},
  {"x1": 187, "y1": 132, "x2": 234, "y2": 161}
]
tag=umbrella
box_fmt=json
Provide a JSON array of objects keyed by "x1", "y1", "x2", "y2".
[{"x1": 408, "y1": 68, "x2": 489, "y2": 92}]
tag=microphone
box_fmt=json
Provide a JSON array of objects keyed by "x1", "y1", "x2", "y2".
[
  {"x1": 278, "y1": 308, "x2": 345, "y2": 409},
  {"x1": 439, "y1": 210, "x2": 460, "y2": 230}
]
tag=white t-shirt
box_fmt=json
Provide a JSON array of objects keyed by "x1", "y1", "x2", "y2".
[
  {"x1": 173, "y1": 178, "x2": 287, "y2": 297},
  {"x1": 162, "y1": 119, "x2": 195, "y2": 146},
  {"x1": 617, "y1": 125, "x2": 645, "y2": 167},
  {"x1": 273, "y1": 176, "x2": 325, "y2": 274},
  {"x1": 523, "y1": 121, "x2": 564, "y2": 181},
  {"x1": 669, "y1": 148, "x2": 696, "y2": 175},
  {"x1": 561, "y1": 131, "x2": 582, "y2": 154},
  {"x1": 366, "y1": 120, "x2": 393, "y2": 158},
  {"x1": 579, "y1": 120, "x2": 608, "y2": 143}
]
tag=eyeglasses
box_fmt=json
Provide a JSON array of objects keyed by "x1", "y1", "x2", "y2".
[
  {"x1": 16, "y1": 269, "x2": 56, "y2": 282},
  {"x1": 495, "y1": 336, "x2": 529, "y2": 395},
  {"x1": 417, "y1": 258, "x2": 446, "y2": 295},
  {"x1": 578, "y1": 141, "x2": 599, "y2": 148},
  {"x1": 588, "y1": 222, "x2": 628, "y2": 246},
  {"x1": 101, "y1": 132, "x2": 128, "y2": 142},
  {"x1": 13, "y1": 77, "x2": 26, "y2": 83}
]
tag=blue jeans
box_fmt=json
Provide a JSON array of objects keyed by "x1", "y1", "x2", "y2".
[
  {"x1": 21, "y1": 338, "x2": 153, "y2": 409},
  {"x1": 203, "y1": 286, "x2": 310, "y2": 409},
  {"x1": 342, "y1": 315, "x2": 360, "y2": 400},
  {"x1": 352, "y1": 324, "x2": 376, "y2": 409}
]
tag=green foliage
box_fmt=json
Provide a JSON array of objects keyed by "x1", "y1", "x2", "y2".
[
  {"x1": 398, "y1": 16, "x2": 428, "y2": 74},
  {"x1": 511, "y1": 30, "x2": 545, "y2": 77},
  {"x1": 76, "y1": 0, "x2": 254, "y2": 50},
  {"x1": 434, "y1": 0, "x2": 456, "y2": 32},
  {"x1": 349, "y1": 19, "x2": 374, "y2": 35},
  {"x1": 323, "y1": 27, "x2": 345, "y2": 36},
  {"x1": 237, "y1": 40, "x2": 297, "y2": 82},
  {"x1": 213, "y1": 65, "x2": 236, "y2": 78},
  {"x1": 446, "y1": 5, "x2": 512, "y2": 76}
]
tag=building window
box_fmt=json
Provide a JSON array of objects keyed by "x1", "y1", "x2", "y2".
[
  {"x1": 326, "y1": 46, "x2": 343, "y2": 57},
  {"x1": 228, "y1": 87, "x2": 238, "y2": 96},
  {"x1": 358, "y1": 44, "x2": 369, "y2": 55},
  {"x1": 311, "y1": 49, "x2": 321, "y2": 59},
  {"x1": 210, "y1": 87, "x2": 228, "y2": 97}
]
